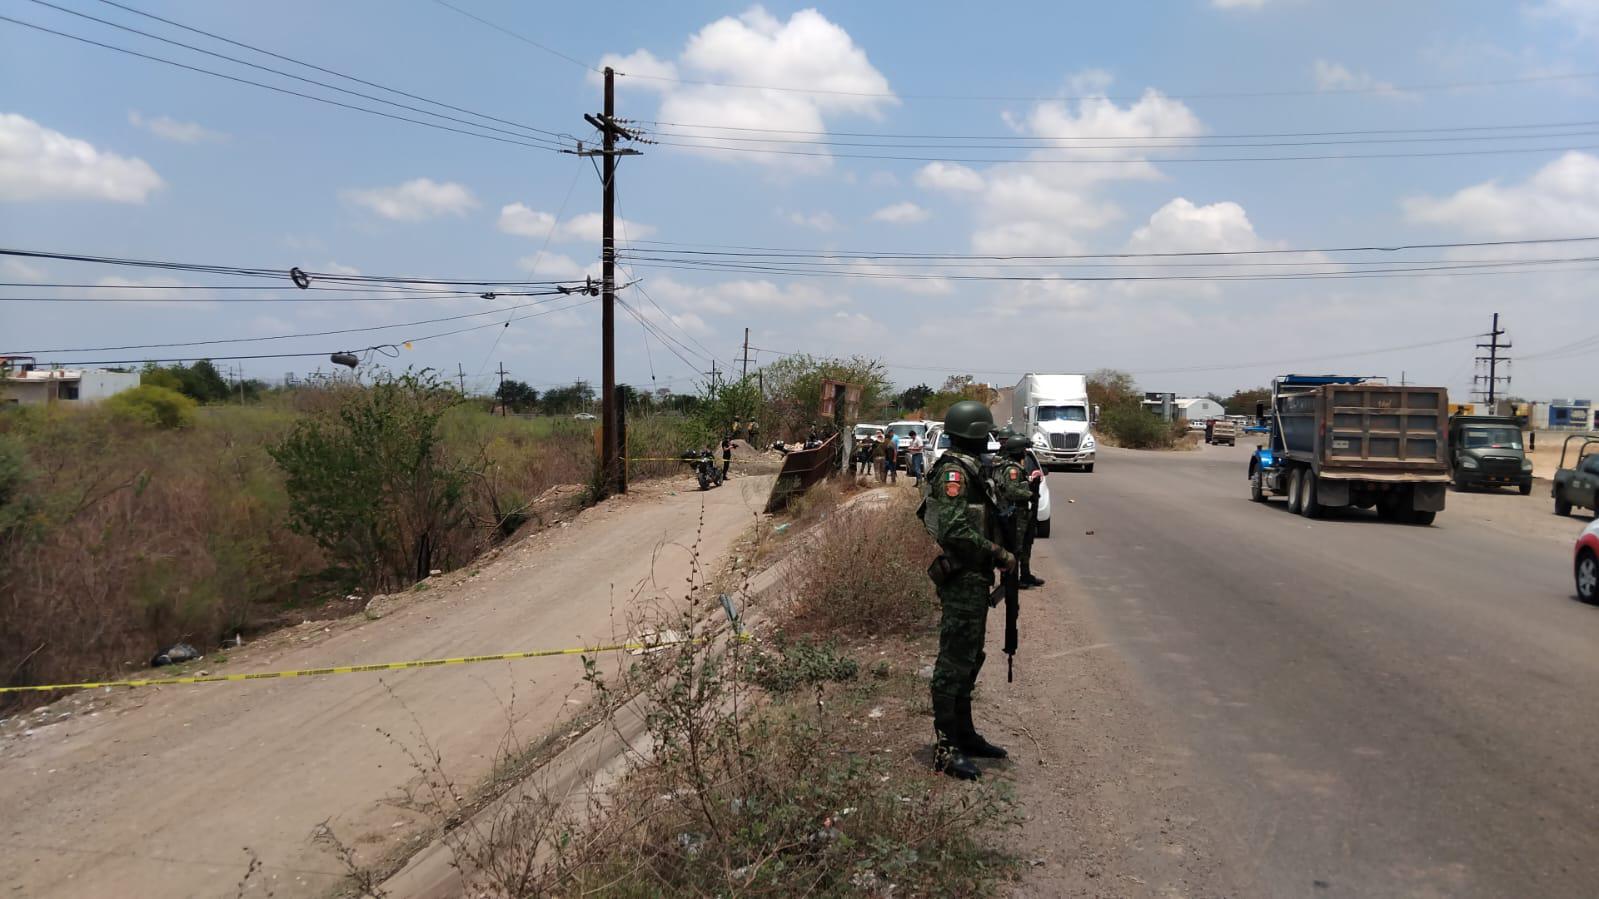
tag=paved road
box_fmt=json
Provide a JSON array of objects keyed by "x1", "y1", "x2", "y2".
[{"x1": 1033, "y1": 444, "x2": 1599, "y2": 898}]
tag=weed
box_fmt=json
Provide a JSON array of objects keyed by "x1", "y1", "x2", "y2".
[{"x1": 782, "y1": 490, "x2": 939, "y2": 637}]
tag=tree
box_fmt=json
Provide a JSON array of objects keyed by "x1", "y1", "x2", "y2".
[
  {"x1": 1221, "y1": 386, "x2": 1271, "y2": 416},
  {"x1": 105, "y1": 385, "x2": 197, "y2": 429},
  {"x1": 1086, "y1": 369, "x2": 1137, "y2": 409},
  {"x1": 897, "y1": 383, "x2": 934, "y2": 413},
  {"x1": 922, "y1": 374, "x2": 996, "y2": 419},
  {"x1": 269, "y1": 371, "x2": 473, "y2": 590},
  {"x1": 540, "y1": 380, "x2": 595, "y2": 415},
  {"x1": 760, "y1": 354, "x2": 892, "y2": 439},
  {"x1": 495, "y1": 379, "x2": 539, "y2": 412},
  {"x1": 139, "y1": 360, "x2": 232, "y2": 404}
]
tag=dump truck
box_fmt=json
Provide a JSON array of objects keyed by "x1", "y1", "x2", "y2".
[
  {"x1": 1206, "y1": 418, "x2": 1238, "y2": 446},
  {"x1": 1247, "y1": 375, "x2": 1450, "y2": 524}
]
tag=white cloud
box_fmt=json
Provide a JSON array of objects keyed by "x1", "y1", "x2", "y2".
[
  {"x1": 322, "y1": 262, "x2": 362, "y2": 276},
  {"x1": 342, "y1": 178, "x2": 478, "y2": 221},
  {"x1": 498, "y1": 204, "x2": 656, "y2": 242},
  {"x1": 1, "y1": 258, "x2": 46, "y2": 281},
  {"x1": 915, "y1": 161, "x2": 985, "y2": 192},
  {"x1": 0, "y1": 113, "x2": 163, "y2": 203},
  {"x1": 127, "y1": 110, "x2": 227, "y2": 143},
  {"x1": 498, "y1": 202, "x2": 557, "y2": 238},
  {"x1": 783, "y1": 209, "x2": 838, "y2": 231},
  {"x1": 839, "y1": 260, "x2": 953, "y2": 295},
  {"x1": 870, "y1": 201, "x2": 929, "y2": 224},
  {"x1": 1311, "y1": 60, "x2": 1416, "y2": 99},
  {"x1": 1403, "y1": 151, "x2": 1599, "y2": 237},
  {"x1": 560, "y1": 211, "x2": 657, "y2": 242},
  {"x1": 603, "y1": 7, "x2": 895, "y2": 171},
  {"x1": 515, "y1": 252, "x2": 598, "y2": 281},
  {"x1": 946, "y1": 75, "x2": 1207, "y2": 255},
  {"x1": 1127, "y1": 198, "x2": 1269, "y2": 254},
  {"x1": 1527, "y1": 0, "x2": 1599, "y2": 41},
  {"x1": 1212, "y1": 0, "x2": 1272, "y2": 8}
]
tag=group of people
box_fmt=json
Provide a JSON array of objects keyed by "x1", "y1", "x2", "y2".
[
  {"x1": 853, "y1": 430, "x2": 927, "y2": 485},
  {"x1": 917, "y1": 401, "x2": 1046, "y2": 781}
]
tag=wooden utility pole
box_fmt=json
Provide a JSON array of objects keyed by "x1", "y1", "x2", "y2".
[
  {"x1": 740, "y1": 327, "x2": 751, "y2": 379},
  {"x1": 575, "y1": 67, "x2": 641, "y2": 496},
  {"x1": 456, "y1": 363, "x2": 466, "y2": 394},
  {"x1": 1472, "y1": 312, "x2": 1511, "y2": 409},
  {"x1": 496, "y1": 362, "x2": 508, "y2": 416}
]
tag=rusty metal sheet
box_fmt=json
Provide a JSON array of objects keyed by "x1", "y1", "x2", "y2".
[{"x1": 764, "y1": 434, "x2": 840, "y2": 514}]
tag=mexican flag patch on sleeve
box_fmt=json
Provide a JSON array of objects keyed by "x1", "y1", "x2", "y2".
[{"x1": 944, "y1": 469, "x2": 961, "y2": 497}]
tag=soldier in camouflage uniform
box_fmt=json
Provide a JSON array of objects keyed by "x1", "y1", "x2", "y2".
[
  {"x1": 920, "y1": 401, "x2": 1015, "y2": 780},
  {"x1": 1003, "y1": 434, "x2": 1046, "y2": 588},
  {"x1": 995, "y1": 434, "x2": 1033, "y2": 576}
]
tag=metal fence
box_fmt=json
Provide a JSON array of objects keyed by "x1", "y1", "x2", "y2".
[{"x1": 763, "y1": 434, "x2": 841, "y2": 514}]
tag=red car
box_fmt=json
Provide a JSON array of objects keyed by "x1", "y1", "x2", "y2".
[{"x1": 1577, "y1": 518, "x2": 1599, "y2": 604}]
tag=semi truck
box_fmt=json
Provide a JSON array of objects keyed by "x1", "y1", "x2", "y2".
[
  {"x1": 1012, "y1": 373, "x2": 1096, "y2": 472},
  {"x1": 1247, "y1": 375, "x2": 1451, "y2": 524}
]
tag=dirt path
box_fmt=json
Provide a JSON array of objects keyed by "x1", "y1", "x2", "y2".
[{"x1": 0, "y1": 475, "x2": 772, "y2": 899}]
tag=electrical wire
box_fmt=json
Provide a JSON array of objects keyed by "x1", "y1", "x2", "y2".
[
  {"x1": 618, "y1": 234, "x2": 1599, "y2": 261},
  {"x1": 27, "y1": 0, "x2": 570, "y2": 148},
  {"x1": 429, "y1": 0, "x2": 598, "y2": 73},
  {"x1": 93, "y1": 0, "x2": 573, "y2": 141},
  {"x1": 614, "y1": 192, "x2": 729, "y2": 368},
  {"x1": 611, "y1": 251, "x2": 1599, "y2": 271},
  {"x1": 0, "y1": 247, "x2": 580, "y2": 287},
  {"x1": 636, "y1": 116, "x2": 1599, "y2": 142},
  {"x1": 651, "y1": 135, "x2": 1599, "y2": 164},
  {"x1": 7, "y1": 292, "x2": 576, "y2": 354},
  {"x1": 0, "y1": 14, "x2": 567, "y2": 153}
]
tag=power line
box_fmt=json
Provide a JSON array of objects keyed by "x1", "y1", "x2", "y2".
[
  {"x1": 92, "y1": 0, "x2": 573, "y2": 140},
  {"x1": 636, "y1": 116, "x2": 1599, "y2": 142},
  {"x1": 428, "y1": 0, "x2": 598, "y2": 73},
  {"x1": 7, "y1": 292, "x2": 576, "y2": 353},
  {"x1": 615, "y1": 67, "x2": 1599, "y2": 103},
  {"x1": 619, "y1": 233, "x2": 1599, "y2": 261},
  {"x1": 0, "y1": 14, "x2": 567, "y2": 153},
  {"x1": 0, "y1": 247, "x2": 580, "y2": 287},
  {"x1": 612, "y1": 251, "x2": 1599, "y2": 271},
  {"x1": 651, "y1": 135, "x2": 1599, "y2": 164}
]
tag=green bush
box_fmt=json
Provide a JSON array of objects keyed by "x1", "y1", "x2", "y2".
[
  {"x1": 270, "y1": 372, "x2": 475, "y2": 591},
  {"x1": 1096, "y1": 400, "x2": 1175, "y2": 449},
  {"x1": 105, "y1": 384, "x2": 197, "y2": 429}
]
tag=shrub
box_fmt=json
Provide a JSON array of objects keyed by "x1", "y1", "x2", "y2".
[
  {"x1": 1096, "y1": 400, "x2": 1175, "y2": 449},
  {"x1": 105, "y1": 384, "x2": 196, "y2": 429},
  {"x1": 270, "y1": 372, "x2": 474, "y2": 590},
  {"x1": 782, "y1": 490, "x2": 939, "y2": 636}
]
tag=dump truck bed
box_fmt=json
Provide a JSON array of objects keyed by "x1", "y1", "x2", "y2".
[{"x1": 1277, "y1": 383, "x2": 1450, "y2": 480}]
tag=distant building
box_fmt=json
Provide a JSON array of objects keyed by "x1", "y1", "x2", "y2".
[
  {"x1": 2, "y1": 358, "x2": 140, "y2": 406},
  {"x1": 1176, "y1": 397, "x2": 1225, "y2": 423}
]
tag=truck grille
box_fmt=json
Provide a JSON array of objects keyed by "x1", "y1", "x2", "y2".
[
  {"x1": 1049, "y1": 433, "x2": 1081, "y2": 451},
  {"x1": 1480, "y1": 457, "x2": 1520, "y2": 473}
]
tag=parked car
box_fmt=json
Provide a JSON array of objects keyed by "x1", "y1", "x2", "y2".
[
  {"x1": 572, "y1": 412, "x2": 597, "y2": 421},
  {"x1": 1552, "y1": 434, "x2": 1599, "y2": 517},
  {"x1": 1576, "y1": 517, "x2": 1599, "y2": 603},
  {"x1": 851, "y1": 423, "x2": 886, "y2": 444}
]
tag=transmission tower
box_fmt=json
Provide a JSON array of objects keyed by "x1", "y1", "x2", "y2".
[{"x1": 1471, "y1": 312, "x2": 1511, "y2": 410}]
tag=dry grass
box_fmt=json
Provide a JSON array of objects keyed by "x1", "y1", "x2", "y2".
[{"x1": 781, "y1": 489, "x2": 940, "y2": 637}]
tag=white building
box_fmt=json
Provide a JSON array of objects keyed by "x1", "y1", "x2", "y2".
[
  {"x1": 3, "y1": 367, "x2": 141, "y2": 406},
  {"x1": 1176, "y1": 397, "x2": 1225, "y2": 423}
]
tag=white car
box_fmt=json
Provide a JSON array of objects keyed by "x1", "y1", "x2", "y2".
[
  {"x1": 1576, "y1": 517, "x2": 1599, "y2": 604},
  {"x1": 572, "y1": 412, "x2": 597, "y2": 421},
  {"x1": 924, "y1": 428, "x2": 1052, "y2": 538}
]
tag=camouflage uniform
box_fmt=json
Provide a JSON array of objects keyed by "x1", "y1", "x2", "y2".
[
  {"x1": 993, "y1": 451, "x2": 1031, "y2": 567},
  {"x1": 922, "y1": 446, "x2": 1013, "y2": 778}
]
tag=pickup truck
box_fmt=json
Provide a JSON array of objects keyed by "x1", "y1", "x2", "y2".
[
  {"x1": 1553, "y1": 434, "x2": 1599, "y2": 517},
  {"x1": 1248, "y1": 375, "x2": 1451, "y2": 524}
]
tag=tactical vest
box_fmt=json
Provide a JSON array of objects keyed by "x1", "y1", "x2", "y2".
[{"x1": 923, "y1": 450, "x2": 992, "y2": 536}]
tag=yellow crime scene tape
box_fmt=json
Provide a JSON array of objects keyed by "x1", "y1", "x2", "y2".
[{"x1": 0, "y1": 638, "x2": 697, "y2": 695}]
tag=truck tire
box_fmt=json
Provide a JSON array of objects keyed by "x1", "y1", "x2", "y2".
[
  {"x1": 1300, "y1": 474, "x2": 1322, "y2": 519},
  {"x1": 1036, "y1": 518, "x2": 1051, "y2": 539},
  {"x1": 1250, "y1": 468, "x2": 1266, "y2": 502},
  {"x1": 1408, "y1": 509, "x2": 1437, "y2": 526},
  {"x1": 1555, "y1": 495, "x2": 1572, "y2": 516},
  {"x1": 1083, "y1": 463, "x2": 1095, "y2": 473},
  {"x1": 1286, "y1": 468, "x2": 1304, "y2": 515},
  {"x1": 1519, "y1": 480, "x2": 1532, "y2": 496}
]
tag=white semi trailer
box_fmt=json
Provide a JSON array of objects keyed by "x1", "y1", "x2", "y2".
[{"x1": 1012, "y1": 373, "x2": 1096, "y2": 472}]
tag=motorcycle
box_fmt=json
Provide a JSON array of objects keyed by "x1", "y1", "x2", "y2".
[{"x1": 681, "y1": 449, "x2": 724, "y2": 491}]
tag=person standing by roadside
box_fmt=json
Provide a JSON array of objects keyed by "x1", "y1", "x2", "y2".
[
  {"x1": 721, "y1": 434, "x2": 734, "y2": 480},
  {"x1": 919, "y1": 401, "x2": 1014, "y2": 780},
  {"x1": 908, "y1": 430, "x2": 926, "y2": 485},
  {"x1": 886, "y1": 433, "x2": 900, "y2": 484}
]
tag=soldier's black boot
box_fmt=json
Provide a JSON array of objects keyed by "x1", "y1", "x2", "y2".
[
  {"x1": 956, "y1": 698, "x2": 1008, "y2": 759},
  {"x1": 933, "y1": 712, "x2": 981, "y2": 780},
  {"x1": 1021, "y1": 563, "x2": 1045, "y2": 588}
]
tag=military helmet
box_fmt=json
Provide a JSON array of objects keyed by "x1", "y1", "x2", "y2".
[
  {"x1": 1004, "y1": 435, "x2": 1030, "y2": 457},
  {"x1": 943, "y1": 400, "x2": 995, "y2": 440}
]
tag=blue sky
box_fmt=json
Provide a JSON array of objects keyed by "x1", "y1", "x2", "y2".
[{"x1": 3, "y1": 0, "x2": 1598, "y2": 399}]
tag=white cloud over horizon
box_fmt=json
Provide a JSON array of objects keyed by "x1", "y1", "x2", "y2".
[
  {"x1": 1403, "y1": 151, "x2": 1599, "y2": 236},
  {"x1": 1311, "y1": 60, "x2": 1416, "y2": 99},
  {"x1": 498, "y1": 203, "x2": 657, "y2": 242},
  {"x1": 342, "y1": 178, "x2": 478, "y2": 221},
  {"x1": 0, "y1": 113, "x2": 163, "y2": 203},
  {"x1": 870, "y1": 201, "x2": 930, "y2": 224},
  {"x1": 601, "y1": 7, "x2": 895, "y2": 172},
  {"x1": 128, "y1": 110, "x2": 228, "y2": 143}
]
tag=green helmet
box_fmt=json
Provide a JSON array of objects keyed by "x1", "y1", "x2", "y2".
[
  {"x1": 1004, "y1": 435, "x2": 1030, "y2": 458},
  {"x1": 943, "y1": 400, "x2": 995, "y2": 440}
]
